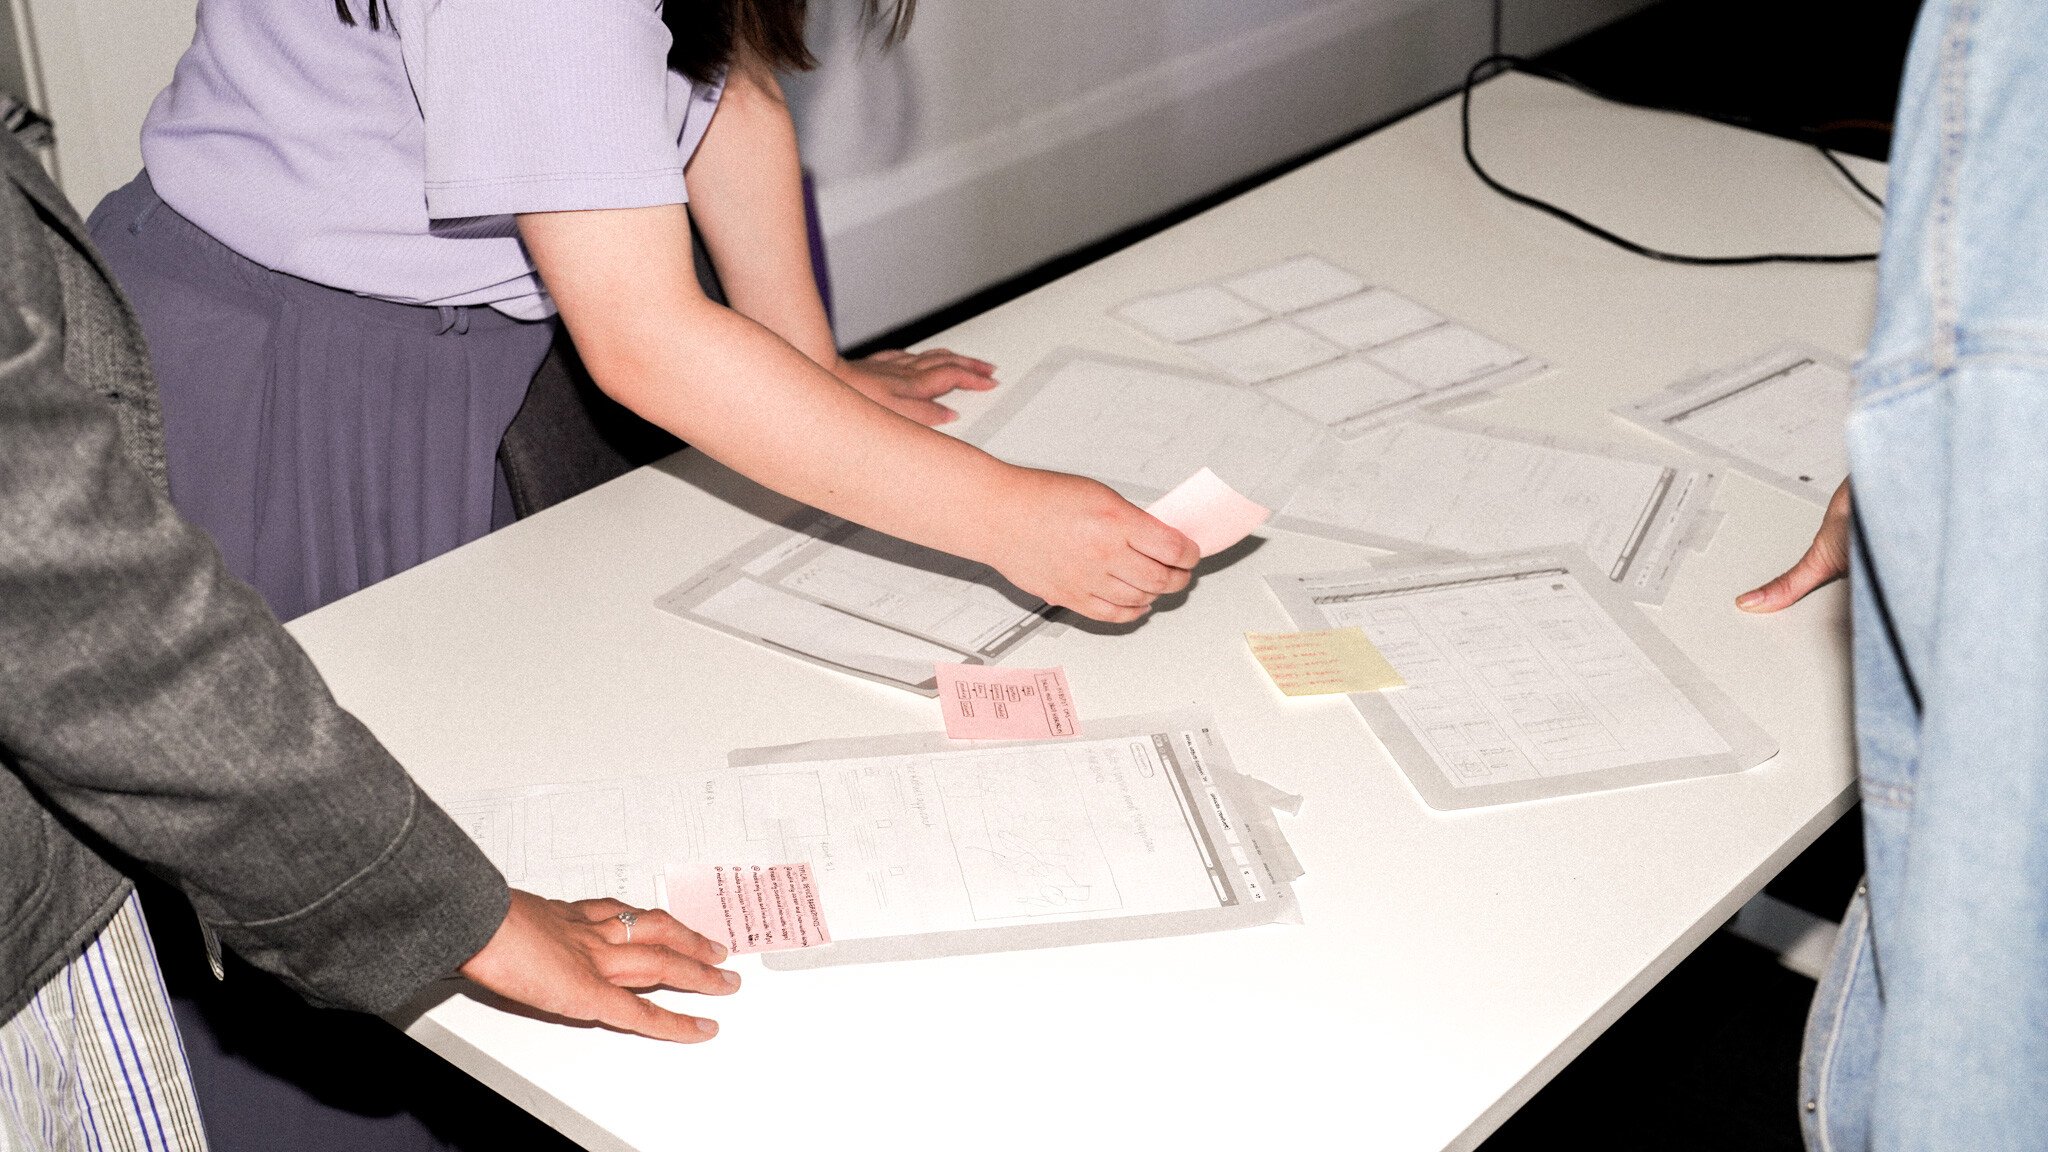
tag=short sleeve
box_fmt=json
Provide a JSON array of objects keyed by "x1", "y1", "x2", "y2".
[{"x1": 412, "y1": 0, "x2": 696, "y2": 219}]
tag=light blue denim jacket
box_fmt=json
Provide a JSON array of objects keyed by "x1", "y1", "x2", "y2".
[{"x1": 1801, "y1": 0, "x2": 2048, "y2": 1147}]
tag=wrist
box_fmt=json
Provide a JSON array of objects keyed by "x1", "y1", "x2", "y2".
[{"x1": 952, "y1": 461, "x2": 1036, "y2": 570}]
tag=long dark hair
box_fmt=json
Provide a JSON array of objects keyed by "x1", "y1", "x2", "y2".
[{"x1": 333, "y1": 1, "x2": 914, "y2": 81}]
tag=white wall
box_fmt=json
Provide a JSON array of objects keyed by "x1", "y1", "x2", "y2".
[
  {"x1": 790, "y1": 0, "x2": 1652, "y2": 343},
  {"x1": 15, "y1": 0, "x2": 1648, "y2": 343},
  {"x1": 12, "y1": 0, "x2": 194, "y2": 203}
]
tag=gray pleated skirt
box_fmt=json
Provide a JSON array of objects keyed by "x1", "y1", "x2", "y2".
[{"x1": 89, "y1": 173, "x2": 556, "y2": 620}]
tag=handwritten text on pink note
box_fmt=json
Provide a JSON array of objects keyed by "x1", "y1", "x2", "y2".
[
  {"x1": 934, "y1": 662, "x2": 1079, "y2": 740},
  {"x1": 1147, "y1": 468, "x2": 1272, "y2": 557},
  {"x1": 666, "y1": 863, "x2": 832, "y2": 955}
]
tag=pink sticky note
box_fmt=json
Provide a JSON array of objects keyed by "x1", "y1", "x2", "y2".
[
  {"x1": 933, "y1": 662, "x2": 1079, "y2": 740},
  {"x1": 1146, "y1": 467, "x2": 1271, "y2": 557},
  {"x1": 666, "y1": 863, "x2": 831, "y2": 955}
]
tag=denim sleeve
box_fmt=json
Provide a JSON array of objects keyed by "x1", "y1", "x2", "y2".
[
  {"x1": 0, "y1": 220, "x2": 508, "y2": 1014},
  {"x1": 1833, "y1": 0, "x2": 2048, "y2": 1145}
]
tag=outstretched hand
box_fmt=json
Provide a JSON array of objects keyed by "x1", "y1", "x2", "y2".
[
  {"x1": 1737, "y1": 479, "x2": 1852, "y2": 613},
  {"x1": 459, "y1": 890, "x2": 739, "y2": 1044},
  {"x1": 985, "y1": 468, "x2": 1200, "y2": 624},
  {"x1": 836, "y1": 348, "x2": 998, "y2": 426}
]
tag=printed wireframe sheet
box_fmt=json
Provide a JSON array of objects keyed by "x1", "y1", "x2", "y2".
[
  {"x1": 1266, "y1": 550, "x2": 1776, "y2": 809},
  {"x1": 441, "y1": 777, "x2": 689, "y2": 908},
  {"x1": 971, "y1": 350, "x2": 1720, "y2": 600},
  {"x1": 1275, "y1": 420, "x2": 1721, "y2": 603},
  {"x1": 657, "y1": 509, "x2": 1054, "y2": 694},
  {"x1": 1614, "y1": 344, "x2": 1853, "y2": 505},
  {"x1": 1113, "y1": 253, "x2": 1547, "y2": 434},
  {"x1": 969, "y1": 349, "x2": 1327, "y2": 510},
  {"x1": 730, "y1": 710, "x2": 1303, "y2": 969}
]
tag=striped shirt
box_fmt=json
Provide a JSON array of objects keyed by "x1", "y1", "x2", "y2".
[{"x1": 0, "y1": 893, "x2": 208, "y2": 1152}]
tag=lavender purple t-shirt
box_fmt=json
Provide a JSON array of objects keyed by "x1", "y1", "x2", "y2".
[{"x1": 140, "y1": 0, "x2": 726, "y2": 319}]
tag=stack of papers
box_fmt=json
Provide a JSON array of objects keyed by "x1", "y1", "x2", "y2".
[
  {"x1": 442, "y1": 711, "x2": 1303, "y2": 967},
  {"x1": 970, "y1": 350, "x2": 1720, "y2": 602},
  {"x1": 1614, "y1": 344, "x2": 1853, "y2": 505},
  {"x1": 657, "y1": 509, "x2": 1055, "y2": 694},
  {"x1": 1115, "y1": 254, "x2": 1546, "y2": 436},
  {"x1": 1265, "y1": 550, "x2": 1777, "y2": 809}
]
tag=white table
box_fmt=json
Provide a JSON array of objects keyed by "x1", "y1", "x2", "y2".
[{"x1": 289, "y1": 72, "x2": 1882, "y2": 1152}]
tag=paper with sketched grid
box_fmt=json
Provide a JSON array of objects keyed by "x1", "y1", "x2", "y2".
[{"x1": 1265, "y1": 550, "x2": 1775, "y2": 809}]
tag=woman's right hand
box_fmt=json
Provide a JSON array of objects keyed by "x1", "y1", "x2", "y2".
[{"x1": 985, "y1": 469, "x2": 1199, "y2": 623}]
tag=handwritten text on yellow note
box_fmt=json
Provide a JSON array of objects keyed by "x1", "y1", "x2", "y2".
[{"x1": 1245, "y1": 627, "x2": 1404, "y2": 696}]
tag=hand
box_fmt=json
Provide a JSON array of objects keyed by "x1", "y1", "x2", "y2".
[
  {"x1": 985, "y1": 468, "x2": 1199, "y2": 623},
  {"x1": 458, "y1": 890, "x2": 738, "y2": 1043},
  {"x1": 1737, "y1": 479, "x2": 1851, "y2": 613},
  {"x1": 834, "y1": 348, "x2": 998, "y2": 426}
]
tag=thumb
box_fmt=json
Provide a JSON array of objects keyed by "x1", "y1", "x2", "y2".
[{"x1": 1737, "y1": 546, "x2": 1839, "y2": 613}]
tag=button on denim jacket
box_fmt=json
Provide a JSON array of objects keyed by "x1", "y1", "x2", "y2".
[{"x1": 1801, "y1": 0, "x2": 2048, "y2": 1146}]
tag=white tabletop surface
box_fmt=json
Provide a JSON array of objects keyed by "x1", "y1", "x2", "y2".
[{"x1": 288, "y1": 72, "x2": 1883, "y2": 1152}]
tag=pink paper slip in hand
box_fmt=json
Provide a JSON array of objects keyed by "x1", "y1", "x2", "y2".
[
  {"x1": 1147, "y1": 468, "x2": 1272, "y2": 557},
  {"x1": 934, "y1": 662, "x2": 1079, "y2": 740},
  {"x1": 666, "y1": 863, "x2": 831, "y2": 955}
]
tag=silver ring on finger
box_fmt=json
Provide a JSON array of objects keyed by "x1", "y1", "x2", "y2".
[{"x1": 617, "y1": 910, "x2": 638, "y2": 943}]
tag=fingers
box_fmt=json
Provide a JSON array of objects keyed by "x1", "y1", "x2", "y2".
[
  {"x1": 875, "y1": 347, "x2": 996, "y2": 379},
  {"x1": 1737, "y1": 480, "x2": 1852, "y2": 613},
  {"x1": 1125, "y1": 513, "x2": 1201, "y2": 571},
  {"x1": 891, "y1": 396, "x2": 959, "y2": 426},
  {"x1": 570, "y1": 902, "x2": 729, "y2": 965},
  {"x1": 1110, "y1": 550, "x2": 1193, "y2": 598},
  {"x1": 1736, "y1": 547, "x2": 1841, "y2": 613},
  {"x1": 588, "y1": 982, "x2": 721, "y2": 1045},
  {"x1": 902, "y1": 364, "x2": 999, "y2": 399},
  {"x1": 1074, "y1": 594, "x2": 1148, "y2": 624},
  {"x1": 599, "y1": 943, "x2": 742, "y2": 996}
]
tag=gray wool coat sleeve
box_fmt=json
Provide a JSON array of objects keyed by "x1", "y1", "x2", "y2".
[{"x1": 0, "y1": 128, "x2": 509, "y2": 1022}]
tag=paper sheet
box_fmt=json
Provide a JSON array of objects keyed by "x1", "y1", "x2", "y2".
[
  {"x1": 1115, "y1": 284, "x2": 1267, "y2": 343},
  {"x1": 1245, "y1": 628, "x2": 1405, "y2": 696},
  {"x1": 729, "y1": 710, "x2": 1304, "y2": 969},
  {"x1": 1221, "y1": 254, "x2": 1367, "y2": 313},
  {"x1": 1187, "y1": 319, "x2": 1344, "y2": 384},
  {"x1": 935, "y1": 663, "x2": 1079, "y2": 740},
  {"x1": 971, "y1": 351, "x2": 1328, "y2": 509},
  {"x1": 1265, "y1": 551, "x2": 1776, "y2": 809},
  {"x1": 665, "y1": 863, "x2": 832, "y2": 954},
  {"x1": 658, "y1": 510, "x2": 1055, "y2": 694},
  {"x1": 440, "y1": 777, "x2": 698, "y2": 907},
  {"x1": 1276, "y1": 420, "x2": 1720, "y2": 603},
  {"x1": 1261, "y1": 356, "x2": 1426, "y2": 438},
  {"x1": 1614, "y1": 345, "x2": 1853, "y2": 505},
  {"x1": 1366, "y1": 324, "x2": 1530, "y2": 390},
  {"x1": 443, "y1": 712, "x2": 1303, "y2": 968},
  {"x1": 1292, "y1": 287, "x2": 1444, "y2": 349},
  {"x1": 1146, "y1": 467, "x2": 1271, "y2": 557},
  {"x1": 1108, "y1": 256, "x2": 1546, "y2": 435}
]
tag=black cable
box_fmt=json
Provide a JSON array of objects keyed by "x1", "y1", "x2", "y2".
[
  {"x1": 1460, "y1": 54, "x2": 1881, "y2": 266},
  {"x1": 1817, "y1": 146, "x2": 1886, "y2": 208},
  {"x1": 1490, "y1": 0, "x2": 1504, "y2": 58}
]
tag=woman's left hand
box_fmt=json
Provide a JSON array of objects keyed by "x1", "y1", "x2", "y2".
[{"x1": 835, "y1": 349, "x2": 998, "y2": 426}]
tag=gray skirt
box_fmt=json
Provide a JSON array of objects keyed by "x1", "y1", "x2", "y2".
[{"x1": 89, "y1": 173, "x2": 556, "y2": 620}]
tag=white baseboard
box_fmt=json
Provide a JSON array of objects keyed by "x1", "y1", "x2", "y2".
[{"x1": 816, "y1": 0, "x2": 1651, "y2": 345}]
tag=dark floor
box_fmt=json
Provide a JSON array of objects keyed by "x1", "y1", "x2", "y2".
[{"x1": 856, "y1": 3, "x2": 1919, "y2": 1149}]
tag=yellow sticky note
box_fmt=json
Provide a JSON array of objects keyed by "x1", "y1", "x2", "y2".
[{"x1": 1245, "y1": 627, "x2": 1404, "y2": 696}]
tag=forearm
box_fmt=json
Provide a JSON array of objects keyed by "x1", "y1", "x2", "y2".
[
  {"x1": 0, "y1": 298, "x2": 505, "y2": 1011},
  {"x1": 684, "y1": 57, "x2": 840, "y2": 368},
  {"x1": 525, "y1": 203, "x2": 1014, "y2": 564}
]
